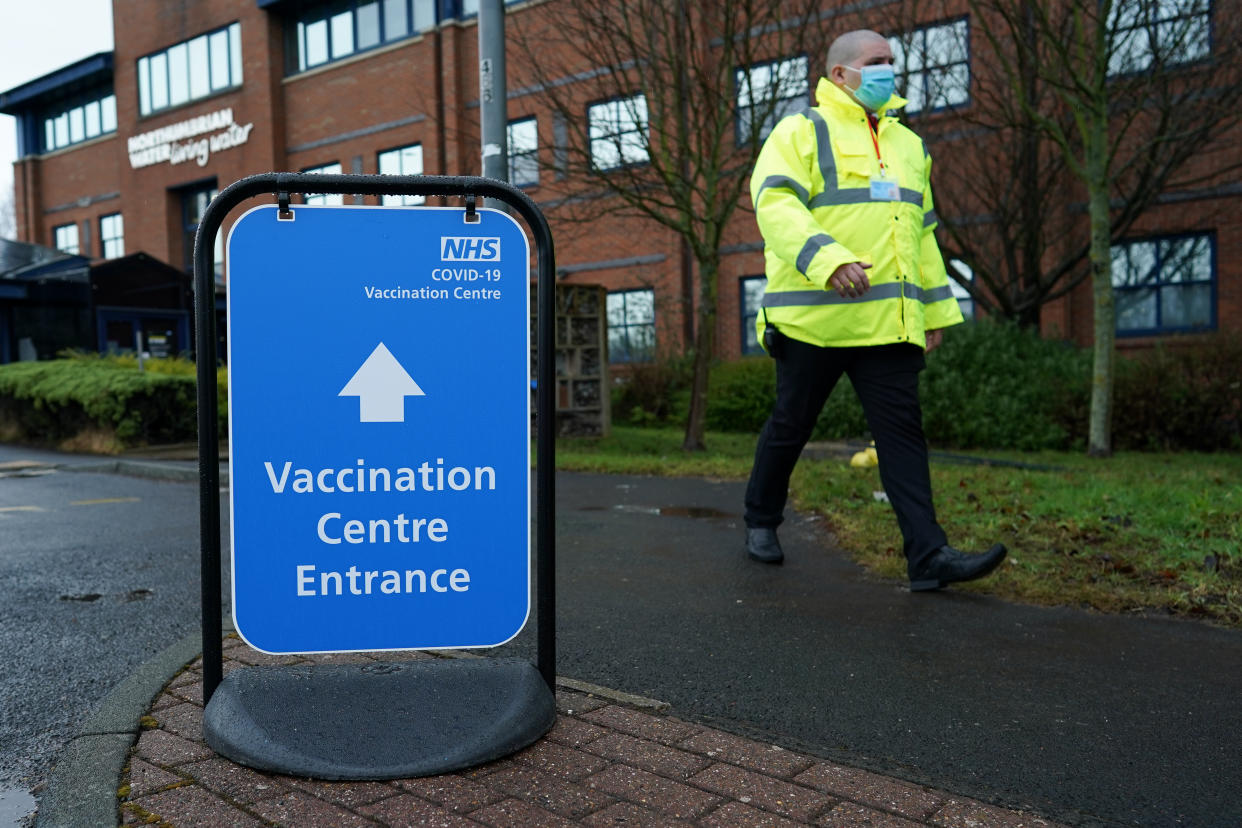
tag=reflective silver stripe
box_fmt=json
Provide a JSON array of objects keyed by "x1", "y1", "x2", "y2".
[
  {"x1": 756, "y1": 175, "x2": 810, "y2": 207},
  {"x1": 810, "y1": 189, "x2": 873, "y2": 208},
  {"x1": 808, "y1": 188, "x2": 922, "y2": 208},
  {"x1": 921, "y1": 284, "x2": 955, "y2": 303},
  {"x1": 763, "y1": 290, "x2": 861, "y2": 307},
  {"x1": 762, "y1": 281, "x2": 955, "y2": 307},
  {"x1": 796, "y1": 234, "x2": 836, "y2": 275},
  {"x1": 923, "y1": 209, "x2": 938, "y2": 227},
  {"x1": 804, "y1": 107, "x2": 924, "y2": 208},
  {"x1": 805, "y1": 109, "x2": 837, "y2": 196},
  {"x1": 763, "y1": 283, "x2": 904, "y2": 307}
]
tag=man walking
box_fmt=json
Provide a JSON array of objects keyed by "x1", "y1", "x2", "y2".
[{"x1": 744, "y1": 29, "x2": 1006, "y2": 591}]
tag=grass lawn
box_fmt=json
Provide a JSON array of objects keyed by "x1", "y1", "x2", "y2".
[{"x1": 556, "y1": 426, "x2": 1242, "y2": 627}]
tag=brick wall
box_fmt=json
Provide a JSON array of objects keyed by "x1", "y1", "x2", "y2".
[{"x1": 7, "y1": 0, "x2": 1240, "y2": 357}]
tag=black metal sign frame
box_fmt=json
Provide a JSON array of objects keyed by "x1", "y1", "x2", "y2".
[{"x1": 193, "y1": 173, "x2": 556, "y2": 703}]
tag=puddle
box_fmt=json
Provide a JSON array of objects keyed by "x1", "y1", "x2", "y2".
[
  {"x1": 0, "y1": 787, "x2": 36, "y2": 827},
  {"x1": 578, "y1": 505, "x2": 734, "y2": 519},
  {"x1": 0, "y1": 469, "x2": 56, "y2": 479}
]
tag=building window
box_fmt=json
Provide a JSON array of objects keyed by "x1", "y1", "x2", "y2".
[
  {"x1": 735, "y1": 55, "x2": 808, "y2": 144},
  {"x1": 100, "y1": 214, "x2": 124, "y2": 259},
  {"x1": 42, "y1": 91, "x2": 116, "y2": 152},
  {"x1": 378, "y1": 144, "x2": 425, "y2": 205},
  {"x1": 948, "y1": 259, "x2": 976, "y2": 320},
  {"x1": 138, "y1": 23, "x2": 242, "y2": 116},
  {"x1": 292, "y1": 0, "x2": 436, "y2": 73},
  {"x1": 1111, "y1": 233, "x2": 1215, "y2": 336},
  {"x1": 740, "y1": 276, "x2": 767, "y2": 356},
  {"x1": 607, "y1": 289, "x2": 655, "y2": 363},
  {"x1": 889, "y1": 19, "x2": 970, "y2": 114},
  {"x1": 302, "y1": 162, "x2": 344, "y2": 205},
  {"x1": 507, "y1": 118, "x2": 538, "y2": 187},
  {"x1": 1109, "y1": 0, "x2": 1210, "y2": 75},
  {"x1": 182, "y1": 184, "x2": 223, "y2": 283},
  {"x1": 53, "y1": 223, "x2": 80, "y2": 254},
  {"x1": 588, "y1": 95, "x2": 649, "y2": 171}
]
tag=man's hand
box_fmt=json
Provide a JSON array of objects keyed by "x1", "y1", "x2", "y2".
[
  {"x1": 829, "y1": 262, "x2": 872, "y2": 298},
  {"x1": 926, "y1": 329, "x2": 944, "y2": 352}
]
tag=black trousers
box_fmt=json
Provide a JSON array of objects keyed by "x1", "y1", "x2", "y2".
[{"x1": 744, "y1": 335, "x2": 947, "y2": 575}]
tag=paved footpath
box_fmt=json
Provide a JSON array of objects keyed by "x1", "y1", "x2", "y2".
[{"x1": 112, "y1": 636, "x2": 1062, "y2": 828}]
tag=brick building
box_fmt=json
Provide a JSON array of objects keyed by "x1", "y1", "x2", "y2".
[{"x1": 1, "y1": 0, "x2": 1237, "y2": 365}]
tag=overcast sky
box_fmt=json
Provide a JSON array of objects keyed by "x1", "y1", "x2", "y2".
[{"x1": 0, "y1": 0, "x2": 114, "y2": 220}]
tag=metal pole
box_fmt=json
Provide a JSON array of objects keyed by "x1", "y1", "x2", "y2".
[
  {"x1": 478, "y1": 0, "x2": 508, "y2": 200},
  {"x1": 195, "y1": 205, "x2": 223, "y2": 704}
]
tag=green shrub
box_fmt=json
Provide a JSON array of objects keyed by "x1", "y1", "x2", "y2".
[
  {"x1": 611, "y1": 352, "x2": 693, "y2": 425},
  {"x1": 921, "y1": 320, "x2": 1090, "y2": 450},
  {"x1": 1111, "y1": 333, "x2": 1242, "y2": 451},
  {"x1": 704, "y1": 357, "x2": 774, "y2": 433},
  {"x1": 704, "y1": 356, "x2": 867, "y2": 439},
  {"x1": 600, "y1": 322, "x2": 1240, "y2": 454},
  {"x1": 812, "y1": 380, "x2": 869, "y2": 440},
  {"x1": 0, "y1": 354, "x2": 228, "y2": 451},
  {"x1": 704, "y1": 321, "x2": 1090, "y2": 450}
]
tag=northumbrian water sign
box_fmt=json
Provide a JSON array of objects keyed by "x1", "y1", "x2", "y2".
[{"x1": 225, "y1": 205, "x2": 530, "y2": 654}]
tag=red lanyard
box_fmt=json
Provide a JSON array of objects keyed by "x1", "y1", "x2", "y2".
[{"x1": 867, "y1": 115, "x2": 888, "y2": 176}]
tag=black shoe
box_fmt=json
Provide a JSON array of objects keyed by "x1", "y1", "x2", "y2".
[
  {"x1": 745, "y1": 528, "x2": 784, "y2": 564},
  {"x1": 909, "y1": 543, "x2": 1007, "y2": 592}
]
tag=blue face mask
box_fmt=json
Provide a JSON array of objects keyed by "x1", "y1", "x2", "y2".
[{"x1": 847, "y1": 64, "x2": 896, "y2": 111}]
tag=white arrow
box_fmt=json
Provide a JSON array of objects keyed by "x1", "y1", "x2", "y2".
[{"x1": 338, "y1": 342, "x2": 425, "y2": 423}]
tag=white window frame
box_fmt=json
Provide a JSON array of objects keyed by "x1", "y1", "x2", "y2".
[
  {"x1": 735, "y1": 55, "x2": 808, "y2": 144},
  {"x1": 588, "y1": 95, "x2": 649, "y2": 171},
  {"x1": 301, "y1": 162, "x2": 345, "y2": 205},
  {"x1": 947, "y1": 259, "x2": 976, "y2": 320},
  {"x1": 607, "y1": 288, "x2": 656, "y2": 363},
  {"x1": 1108, "y1": 0, "x2": 1211, "y2": 75},
  {"x1": 100, "y1": 213, "x2": 124, "y2": 259},
  {"x1": 740, "y1": 276, "x2": 767, "y2": 356},
  {"x1": 293, "y1": 0, "x2": 437, "y2": 73},
  {"x1": 1111, "y1": 232, "x2": 1216, "y2": 336},
  {"x1": 377, "y1": 144, "x2": 425, "y2": 206},
  {"x1": 889, "y1": 19, "x2": 971, "y2": 115},
  {"x1": 507, "y1": 117, "x2": 539, "y2": 187},
  {"x1": 54, "y1": 223, "x2": 80, "y2": 255},
  {"x1": 138, "y1": 23, "x2": 242, "y2": 116},
  {"x1": 42, "y1": 92, "x2": 117, "y2": 152}
]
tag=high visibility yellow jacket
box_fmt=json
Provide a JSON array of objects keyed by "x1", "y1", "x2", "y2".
[{"x1": 751, "y1": 78, "x2": 963, "y2": 350}]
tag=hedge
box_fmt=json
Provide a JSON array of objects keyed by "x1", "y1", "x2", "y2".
[
  {"x1": 697, "y1": 322, "x2": 1240, "y2": 452},
  {"x1": 4, "y1": 325, "x2": 1238, "y2": 454},
  {"x1": 0, "y1": 354, "x2": 227, "y2": 452}
]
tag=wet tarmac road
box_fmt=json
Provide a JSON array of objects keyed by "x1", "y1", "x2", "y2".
[
  {"x1": 0, "y1": 452, "x2": 209, "y2": 815},
  {"x1": 500, "y1": 472, "x2": 1242, "y2": 828},
  {"x1": 4, "y1": 450, "x2": 1239, "y2": 827}
]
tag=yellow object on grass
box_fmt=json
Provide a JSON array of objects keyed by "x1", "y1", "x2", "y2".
[{"x1": 850, "y1": 442, "x2": 878, "y2": 468}]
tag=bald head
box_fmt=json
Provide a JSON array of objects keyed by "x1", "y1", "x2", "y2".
[
  {"x1": 826, "y1": 30, "x2": 889, "y2": 74},
  {"x1": 825, "y1": 29, "x2": 894, "y2": 109}
]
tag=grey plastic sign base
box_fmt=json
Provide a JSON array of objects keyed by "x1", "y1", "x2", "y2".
[{"x1": 203, "y1": 658, "x2": 556, "y2": 780}]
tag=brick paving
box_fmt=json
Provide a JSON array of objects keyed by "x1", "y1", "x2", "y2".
[{"x1": 119, "y1": 640, "x2": 1064, "y2": 827}]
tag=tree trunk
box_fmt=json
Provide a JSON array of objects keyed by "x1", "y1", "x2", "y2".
[
  {"x1": 682, "y1": 257, "x2": 718, "y2": 451},
  {"x1": 1016, "y1": 1, "x2": 1043, "y2": 332},
  {"x1": 1085, "y1": 134, "x2": 1114, "y2": 457}
]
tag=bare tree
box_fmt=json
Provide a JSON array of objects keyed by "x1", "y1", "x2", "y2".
[
  {"x1": 509, "y1": 0, "x2": 830, "y2": 450},
  {"x1": 890, "y1": 0, "x2": 1242, "y2": 455}
]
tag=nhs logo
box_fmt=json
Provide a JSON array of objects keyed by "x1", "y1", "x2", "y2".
[{"x1": 440, "y1": 236, "x2": 501, "y2": 261}]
